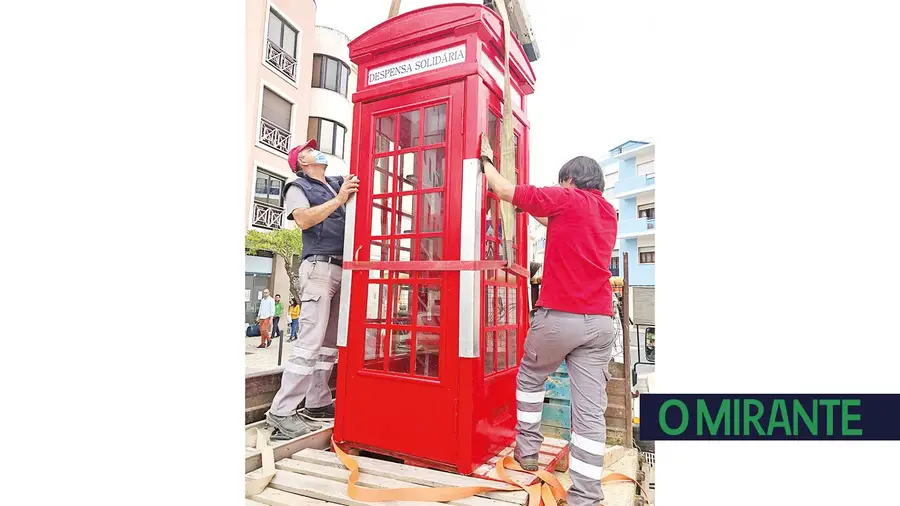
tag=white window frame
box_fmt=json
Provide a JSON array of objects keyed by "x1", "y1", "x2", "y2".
[
  {"x1": 255, "y1": 79, "x2": 297, "y2": 160},
  {"x1": 262, "y1": 1, "x2": 302, "y2": 88},
  {"x1": 248, "y1": 160, "x2": 294, "y2": 231},
  {"x1": 311, "y1": 53, "x2": 352, "y2": 98}
]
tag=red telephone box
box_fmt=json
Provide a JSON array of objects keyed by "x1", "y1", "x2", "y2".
[{"x1": 333, "y1": 3, "x2": 537, "y2": 475}]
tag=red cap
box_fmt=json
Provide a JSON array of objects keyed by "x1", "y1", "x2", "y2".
[{"x1": 287, "y1": 139, "x2": 318, "y2": 172}]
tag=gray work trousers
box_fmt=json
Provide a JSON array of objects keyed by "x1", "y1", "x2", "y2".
[
  {"x1": 515, "y1": 308, "x2": 615, "y2": 506},
  {"x1": 269, "y1": 258, "x2": 342, "y2": 416}
]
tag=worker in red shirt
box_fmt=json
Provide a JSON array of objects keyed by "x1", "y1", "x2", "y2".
[{"x1": 480, "y1": 135, "x2": 617, "y2": 506}]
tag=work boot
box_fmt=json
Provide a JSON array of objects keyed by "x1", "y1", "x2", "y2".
[
  {"x1": 300, "y1": 402, "x2": 335, "y2": 422},
  {"x1": 267, "y1": 411, "x2": 314, "y2": 440},
  {"x1": 515, "y1": 453, "x2": 539, "y2": 471}
]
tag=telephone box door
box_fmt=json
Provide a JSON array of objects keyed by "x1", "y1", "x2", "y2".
[{"x1": 343, "y1": 81, "x2": 465, "y2": 466}]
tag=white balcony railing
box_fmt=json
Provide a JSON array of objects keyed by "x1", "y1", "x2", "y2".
[
  {"x1": 265, "y1": 39, "x2": 297, "y2": 81},
  {"x1": 252, "y1": 201, "x2": 284, "y2": 230},
  {"x1": 259, "y1": 118, "x2": 291, "y2": 154}
]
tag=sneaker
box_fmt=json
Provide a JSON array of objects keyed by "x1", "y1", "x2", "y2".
[
  {"x1": 515, "y1": 453, "x2": 539, "y2": 471},
  {"x1": 256, "y1": 344, "x2": 266, "y2": 349},
  {"x1": 299, "y1": 403, "x2": 335, "y2": 422},
  {"x1": 267, "y1": 411, "x2": 314, "y2": 440},
  {"x1": 266, "y1": 339, "x2": 273, "y2": 348}
]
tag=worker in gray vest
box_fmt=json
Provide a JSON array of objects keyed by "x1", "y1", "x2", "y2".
[
  {"x1": 480, "y1": 136, "x2": 618, "y2": 506},
  {"x1": 266, "y1": 139, "x2": 359, "y2": 440}
]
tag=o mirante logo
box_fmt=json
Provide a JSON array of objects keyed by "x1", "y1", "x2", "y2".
[{"x1": 640, "y1": 394, "x2": 897, "y2": 440}]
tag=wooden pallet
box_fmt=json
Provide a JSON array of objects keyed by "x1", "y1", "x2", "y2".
[
  {"x1": 471, "y1": 437, "x2": 569, "y2": 487},
  {"x1": 249, "y1": 447, "x2": 530, "y2": 506},
  {"x1": 246, "y1": 446, "x2": 643, "y2": 506},
  {"x1": 245, "y1": 419, "x2": 334, "y2": 473}
]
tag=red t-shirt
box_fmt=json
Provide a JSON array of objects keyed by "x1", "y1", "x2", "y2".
[{"x1": 513, "y1": 185, "x2": 617, "y2": 315}]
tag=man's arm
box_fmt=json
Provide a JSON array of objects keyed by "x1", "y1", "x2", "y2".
[
  {"x1": 286, "y1": 177, "x2": 358, "y2": 230},
  {"x1": 292, "y1": 197, "x2": 344, "y2": 230},
  {"x1": 482, "y1": 157, "x2": 516, "y2": 203},
  {"x1": 479, "y1": 134, "x2": 569, "y2": 218}
]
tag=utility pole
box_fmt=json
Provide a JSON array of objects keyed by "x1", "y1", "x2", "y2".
[{"x1": 621, "y1": 252, "x2": 634, "y2": 448}]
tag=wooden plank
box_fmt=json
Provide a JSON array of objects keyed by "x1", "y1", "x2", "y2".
[
  {"x1": 275, "y1": 459, "x2": 504, "y2": 506},
  {"x1": 268, "y1": 469, "x2": 445, "y2": 506},
  {"x1": 291, "y1": 448, "x2": 528, "y2": 505},
  {"x1": 541, "y1": 425, "x2": 570, "y2": 440},
  {"x1": 246, "y1": 425, "x2": 334, "y2": 474},
  {"x1": 252, "y1": 487, "x2": 337, "y2": 506},
  {"x1": 541, "y1": 437, "x2": 569, "y2": 449}
]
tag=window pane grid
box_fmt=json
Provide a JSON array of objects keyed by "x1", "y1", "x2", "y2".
[
  {"x1": 362, "y1": 277, "x2": 442, "y2": 379},
  {"x1": 312, "y1": 54, "x2": 351, "y2": 97},
  {"x1": 362, "y1": 101, "x2": 448, "y2": 380}
]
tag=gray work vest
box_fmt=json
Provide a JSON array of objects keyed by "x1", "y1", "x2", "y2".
[{"x1": 283, "y1": 173, "x2": 345, "y2": 259}]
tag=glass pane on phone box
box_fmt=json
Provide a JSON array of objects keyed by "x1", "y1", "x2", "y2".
[
  {"x1": 419, "y1": 192, "x2": 443, "y2": 233},
  {"x1": 363, "y1": 328, "x2": 386, "y2": 369},
  {"x1": 422, "y1": 148, "x2": 445, "y2": 189},
  {"x1": 396, "y1": 194, "x2": 416, "y2": 235},
  {"x1": 497, "y1": 330, "x2": 507, "y2": 370},
  {"x1": 375, "y1": 116, "x2": 395, "y2": 153},
  {"x1": 373, "y1": 156, "x2": 394, "y2": 195},
  {"x1": 416, "y1": 285, "x2": 441, "y2": 327},
  {"x1": 484, "y1": 332, "x2": 495, "y2": 375},
  {"x1": 399, "y1": 152, "x2": 418, "y2": 192},
  {"x1": 415, "y1": 329, "x2": 440, "y2": 377},
  {"x1": 366, "y1": 283, "x2": 389, "y2": 324},
  {"x1": 424, "y1": 104, "x2": 446, "y2": 144},
  {"x1": 369, "y1": 241, "x2": 389, "y2": 279},
  {"x1": 398, "y1": 109, "x2": 420, "y2": 149},
  {"x1": 371, "y1": 198, "x2": 391, "y2": 237}
]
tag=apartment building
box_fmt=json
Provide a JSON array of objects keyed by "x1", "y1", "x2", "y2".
[
  {"x1": 309, "y1": 26, "x2": 357, "y2": 176},
  {"x1": 603, "y1": 140, "x2": 655, "y2": 325},
  {"x1": 244, "y1": 0, "x2": 357, "y2": 323}
]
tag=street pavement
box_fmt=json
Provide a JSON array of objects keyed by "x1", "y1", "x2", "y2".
[{"x1": 245, "y1": 334, "x2": 289, "y2": 375}]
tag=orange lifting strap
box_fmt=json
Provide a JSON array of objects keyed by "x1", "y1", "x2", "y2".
[{"x1": 332, "y1": 439, "x2": 649, "y2": 506}]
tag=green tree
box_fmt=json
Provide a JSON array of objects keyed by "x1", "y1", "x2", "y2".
[{"x1": 245, "y1": 228, "x2": 303, "y2": 303}]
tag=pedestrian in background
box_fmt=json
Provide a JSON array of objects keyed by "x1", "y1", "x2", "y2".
[
  {"x1": 257, "y1": 289, "x2": 275, "y2": 349},
  {"x1": 272, "y1": 294, "x2": 284, "y2": 341},
  {"x1": 288, "y1": 298, "x2": 301, "y2": 342}
]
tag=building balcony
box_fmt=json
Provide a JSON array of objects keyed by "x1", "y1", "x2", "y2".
[
  {"x1": 259, "y1": 118, "x2": 291, "y2": 154},
  {"x1": 618, "y1": 217, "x2": 656, "y2": 238},
  {"x1": 252, "y1": 201, "x2": 284, "y2": 230},
  {"x1": 265, "y1": 39, "x2": 297, "y2": 81},
  {"x1": 611, "y1": 173, "x2": 655, "y2": 199}
]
